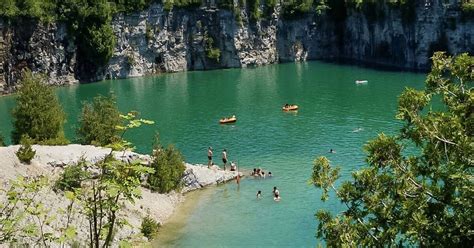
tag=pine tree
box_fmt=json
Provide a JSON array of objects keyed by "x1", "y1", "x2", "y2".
[
  {"x1": 16, "y1": 135, "x2": 36, "y2": 164},
  {"x1": 11, "y1": 70, "x2": 67, "y2": 145}
]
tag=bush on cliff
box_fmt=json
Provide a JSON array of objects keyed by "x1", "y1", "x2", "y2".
[
  {"x1": 54, "y1": 159, "x2": 90, "y2": 192},
  {"x1": 77, "y1": 94, "x2": 122, "y2": 146},
  {"x1": 0, "y1": 133, "x2": 5, "y2": 146},
  {"x1": 16, "y1": 134, "x2": 36, "y2": 164},
  {"x1": 311, "y1": 52, "x2": 474, "y2": 246},
  {"x1": 148, "y1": 135, "x2": 186, "y2": 193},
  {"x1": 11, "y1": 70, "x2": 68, "y2": 145},
  {"x1": 141, "y1": 215, "x2": 160, "y2": 240}
]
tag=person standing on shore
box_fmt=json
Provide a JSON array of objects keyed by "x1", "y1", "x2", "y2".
[
  {"x1": 207, "y1": 147, "x2": 213, "y2": 168},
  {"x1": 222, "y1": 149, "x2": 228, "y2": 171}
]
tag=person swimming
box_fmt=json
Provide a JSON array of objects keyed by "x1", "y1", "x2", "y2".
[
  {"x1": 329, "y1": 149, "x2": 336, "y2": 153},
  {"x1": 268, "y1": 171, "x2": 272, "y2": 177},
  {"x1": 273, "y1": 186, "x2": 280, "y2": 201},
  {"x1": 256, "y1": 190, "x2": 262, "y2": 199}
]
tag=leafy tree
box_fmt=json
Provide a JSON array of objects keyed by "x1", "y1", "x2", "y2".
[
  {"x1": 76, "y1": 111, "x2": 154, "y2": 247},
  {"x1": 15, "y1": 134, "x2": 36, "y2": 164},
  {"x1": 0, "y1": 176, "x2": 78, "y2": 246},
  {"x1": 77, "y1": 94, "x2": 122, "y2": 146},
  {"x1": 11, "y1": 70, "x2": 68, "y2": 145},
  {"x1": 311, "y1": 52, "x2": 474, "y2": 246},
  {"x1": 148, "y1": 135, "x2": 186, "y2": 193}
]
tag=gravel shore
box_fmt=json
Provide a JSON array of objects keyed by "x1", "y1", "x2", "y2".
[{"x1": 0, "y1": 145, "x2": 241, "y2": 246}]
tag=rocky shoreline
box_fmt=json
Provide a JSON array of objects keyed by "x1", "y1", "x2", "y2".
[{"x1": 0, "y1": 144, "x2": 241, "y2": 246}]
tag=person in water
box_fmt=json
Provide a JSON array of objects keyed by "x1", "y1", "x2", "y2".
[
  {"x1": 207, "y1": 147, "x2": 213, "y2": 168},
  {"x1": 268, "y1": 171, "x2": 272, "y2": 177},
  {"x1": 329, "y1": 149, "x2": 336, "y2": 153},
  {"x1": 222, "y1": 149, "x2": 228, "y2": 171},
  {"x1": 252, "y1": 168, "x2": 257, "y2": 176},
  {"x1": 261, "y1": 171, "x2": 265, "y2": 179},
  {"x1": 273, "y1": 186, "x2": 280, "y2": 201},
  {"x1": 256, "y1": 190, "x2": 262, "y2": 199}
]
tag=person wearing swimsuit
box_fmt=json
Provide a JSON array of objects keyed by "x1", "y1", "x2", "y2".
[
  {"x1": 207, "y1": 147, "x2": 213, "y2": 168},
  {"x1": 222, "y1": 149, "x2": 228, "y2": 170}
]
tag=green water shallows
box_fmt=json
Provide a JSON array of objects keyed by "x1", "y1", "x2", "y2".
[{"x1": 0, "y1": 61, "x2": 424, "y2": 247}]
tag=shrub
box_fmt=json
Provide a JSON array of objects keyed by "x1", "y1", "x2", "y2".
[
  {"x1": 11, "y1": 70, "x2": 68, "y2": 145},
  {"x1": 54, "y1": 160, "x2": 89, "y2": 192},
  {"x1": 148, "y1": 136, "x2": 186, "y2": 193},
  {"x1": 141, "y1": 215, "x2": 160, "y2": 240},
  {"x1": 77, "y1": 94, "x2": 122, "y2": 146},
  {"x1": 204, "y1": 34, "x2": 221, "y2": 62},
  {"x1": 0, "y1": 132, "x2": 5, "y2": 146},
  {"x1": 145, "y1": 24, "x2": 154, "y2": 42},
  {"x1": 248, "y1": 0, "x2": 261, "y2": 22},
  {"x1": 16, "y1": 135, "x2": 36, "y2": 164},
  {"x1": 281, "y1": 0, "x2": 314, "y2": 19}
]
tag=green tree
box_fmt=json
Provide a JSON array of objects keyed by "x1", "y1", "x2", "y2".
[
  {"x1": 77, "y1": 94, "x2": 122, "y2": 146},
  {"x1": 311, "y1": 52, "x2": 474, "y2": 246},
  {"x1": 76, "y1": 111, "x2": 154, "y2": 247},
  {"x1": 148, "y1": 135, "x2": 186, "y2": 193},
  {"x1": 16, "y1": 134, "x2": 36, "y2": 164},
  {"x1": 11, "y1": 70, "x2": 67, "y2": 145}
]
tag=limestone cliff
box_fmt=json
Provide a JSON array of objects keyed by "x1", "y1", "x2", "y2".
[{"x1": 0, "y1": 0, "x2": 472, "y2": 94}]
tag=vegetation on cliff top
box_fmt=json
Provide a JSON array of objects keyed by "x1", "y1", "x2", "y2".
[{"x1": 311, "y1": 52, "x2": 474, "y2": 246}]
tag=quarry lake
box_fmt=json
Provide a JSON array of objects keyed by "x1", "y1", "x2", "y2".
[{"x1": 0, "y1": 61, "x2": 425, "y2": 246}]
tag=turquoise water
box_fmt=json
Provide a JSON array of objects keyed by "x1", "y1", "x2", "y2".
[{"x1": 0, "y1": 61, "x2": 425, "y2": 246}]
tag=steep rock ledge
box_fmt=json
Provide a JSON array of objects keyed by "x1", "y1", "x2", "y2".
[{"x1": 0, "y1": 0, "x2": 472, "y2": 94}]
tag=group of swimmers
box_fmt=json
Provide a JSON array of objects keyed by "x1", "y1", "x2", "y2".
[
  {"x1": 251, "y1": 168, "x2": 272, "y2": 178},
  {"x1": 256, "y1": 186, "x2": 280, "y2": 201}
]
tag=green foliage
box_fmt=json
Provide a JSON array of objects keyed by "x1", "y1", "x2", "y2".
[
  {"x1": 11, "y1": 70, "x2": 68, "y2": 145},
  {"x1": 148, "y1": 135, "x2": 186, "y2": 193},
  {"x1": 311, "y1": 52, "x2": 474, "y2": 246},
  {"x1": 248, "y1": 0, "x2": 261, "y2": 22},
  {"x1": 54, "y1": 160, "x2": 89, "y2": 192},
  {"x1": 75, "y1": 113, "x2": 154, "y2": 247},
  {"x1": 163, "y1": 0, "x2": 202, "y2": 10},
  {"x1": 0, "y1": 132, "x2": 5, "y2": 146},
  {"x1": 111, "y1": 0, "x2": 152, "y2": 13},
  {"x1": 77, "y1": 94, "x2": 122, "y2": 146},
  {"x1": 0, "y1": 176, "x2": 80, "y2": 246},
  {"x1": 218, "y1": 0, "x2": 235, "y2": 10},
  {"x1": 204, "y1": 33, "x2": 221, "y2": 62},
  {"x1": 78, "y1": 155, "x2": 154, "y2": 247},
  {"x1": 108, "y1": 111, "x2": 155, "y2": 151},
  {"x1": 141, "y1": 215, "x2": 160, "y2": 240},
  {"x1": 145, "y1": 24, "x2": 154, "y2": 42},
  {"x1": 281, "y1": 0, "x2": 314, "y2": 19},
  {"x1": 461, "y1": 0, "x2": 474, "y2": 14},
  {"x1": 16, "y1": 135, "x2": 36, "y2": 164},
  {"x1": 0, "y1": 0, "x2": 20, "y2": 18}
]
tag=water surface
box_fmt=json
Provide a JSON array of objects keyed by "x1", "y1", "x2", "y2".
[{"x1": 0, "y1": 61, "x2": 425, "y2": 247}]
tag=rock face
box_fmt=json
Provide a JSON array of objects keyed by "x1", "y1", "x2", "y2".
[
  {"x1": 0, "y1": 0, "x2": 472, "y2": 94},
  {"x1": 0, "y1": 19, "x2": 77, "y2": 94}
]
